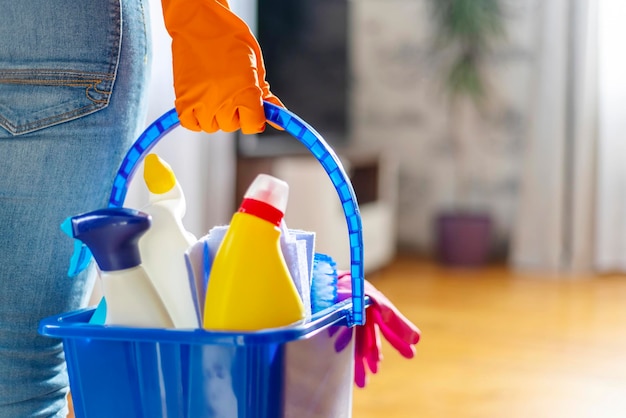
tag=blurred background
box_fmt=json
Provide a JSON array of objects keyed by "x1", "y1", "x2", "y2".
[
  {"x1": 130, "y1": 1, "x2": 626, "y2": 416},
  {"x1": 139, "y1": 0, "x2": 626, "y2": 277}
]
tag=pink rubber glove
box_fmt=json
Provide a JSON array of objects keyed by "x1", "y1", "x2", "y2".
[{"x1": 334, "y1": 272, "x2": 421, "y2": 387}]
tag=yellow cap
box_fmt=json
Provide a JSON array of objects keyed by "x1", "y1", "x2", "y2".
[{"x1": 143, "y1": 153, "x2": 176, "y2": 194}]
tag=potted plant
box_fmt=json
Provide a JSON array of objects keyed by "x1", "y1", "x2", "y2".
[{"x1": 427, "y1": 0, "x2": 506, "y2": 267}]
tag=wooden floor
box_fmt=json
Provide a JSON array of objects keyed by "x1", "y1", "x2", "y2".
[{"x1": 352, "y1": 256, "x2": 626, "y2": 418}]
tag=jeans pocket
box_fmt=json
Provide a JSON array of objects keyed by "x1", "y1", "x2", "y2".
[
  {"x1": 0, "y1": 71, "x2": 117, "y2": 135},
  {"x1": 0, "y1": 0, "x2": 122, "y2": 136}
]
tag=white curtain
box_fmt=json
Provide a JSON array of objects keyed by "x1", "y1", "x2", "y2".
[
  {"x1": 512, "y1": 0, "x2": 626, "y2": 274},
  {"x1": 511, "y1": 0, "x2": 598, "y2": 272},
  {"x1": 594, "y1": 1, "x2": 626, "y2": 272}
]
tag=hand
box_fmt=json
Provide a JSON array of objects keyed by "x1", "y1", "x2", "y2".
[
  {"x1": 161, "y1": 0, "x2": 284, "y2": 134},
  {"x1": 334, "y1": 273, "x2": 421, "y2": 387}
]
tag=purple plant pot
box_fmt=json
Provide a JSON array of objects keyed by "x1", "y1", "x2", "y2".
[{"x1": 435, "y1": 212, "x2": 492, "y2": 267}]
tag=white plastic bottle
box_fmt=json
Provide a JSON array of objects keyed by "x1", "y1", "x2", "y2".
[
  {"x1": 69, "y1": 208, "x2": 174, "y2": 328},
  {"x1": 138, "y1": 153, "x2": 199, "y2": 328}
]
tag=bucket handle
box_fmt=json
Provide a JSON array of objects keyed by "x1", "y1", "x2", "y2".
[{"x1": 104, "y1": 102, "x2": 364, "y2": 326}]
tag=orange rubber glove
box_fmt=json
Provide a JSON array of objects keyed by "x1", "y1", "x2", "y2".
[{"x1": 161, "y1": 0, "x2": 284, "y2": 134}]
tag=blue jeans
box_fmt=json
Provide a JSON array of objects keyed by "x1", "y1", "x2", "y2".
[{"x1": 0, "y1": 0, "x2": 151, "y2": 416}]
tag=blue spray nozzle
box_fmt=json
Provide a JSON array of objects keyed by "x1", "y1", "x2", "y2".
[{"x1": 70, "y1": 208, "x2": 151, "y2": 272}]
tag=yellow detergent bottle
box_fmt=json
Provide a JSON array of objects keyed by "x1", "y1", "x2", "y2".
[{"x1": 203, "y1": 174, "x2": 305, "y2": 331}]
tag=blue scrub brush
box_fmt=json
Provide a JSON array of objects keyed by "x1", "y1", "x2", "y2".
[{"x1": 311, "y1": 253, "x2": 339, "y2": 314}]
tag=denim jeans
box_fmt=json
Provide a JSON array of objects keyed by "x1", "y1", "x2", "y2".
[{"x1": 0, "y1": 0, "x2": 151, "y2": 416}]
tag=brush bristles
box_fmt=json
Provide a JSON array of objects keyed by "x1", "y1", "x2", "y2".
[{"x1": 311, "y1": 253, "x2": 339, "y2": 314}]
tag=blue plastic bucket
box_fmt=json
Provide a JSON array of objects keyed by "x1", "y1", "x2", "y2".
[{"x1": 39, "y1": 103, "x2": 365, "y2": 418}]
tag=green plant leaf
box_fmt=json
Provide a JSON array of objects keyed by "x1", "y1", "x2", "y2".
[
  {"x1": 428, "y1": 0, "x2": 505, "y2": 101},
  {"x1": 447, "y1": 54, "x2": 484, "y2": 101}
]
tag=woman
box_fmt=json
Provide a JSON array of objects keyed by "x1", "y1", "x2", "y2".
[{"x1": 0, "y1": 0, "x2": 280, "y2": 415}]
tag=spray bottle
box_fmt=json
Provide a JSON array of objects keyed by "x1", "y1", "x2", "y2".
[
  {"x1": 69, "y1": 208, "x2": 174, "y2": 328},
  {"x1": 138, "y1": 153, "x2": 199, "y2": 328},
  {"x1": 203, "y1": 174, "x2": 306, "y2": 331}
]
